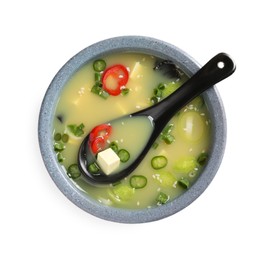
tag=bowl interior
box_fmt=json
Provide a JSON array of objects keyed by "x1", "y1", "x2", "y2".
[{"x1": 38, "y1": 36, "x2": 226, "y2": 223}]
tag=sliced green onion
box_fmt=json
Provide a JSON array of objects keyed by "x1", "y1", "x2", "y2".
[
  {"x1": 94, "y1": 72, "x2": 102, "y2": 82},
  {"x1": 54, "y1": 133, "x2": 62, "y2": 141},
  {"x1": 151, "y1": 155, "x2": 168, "y2": 169},
  {"x1": 162, "y1": 81, "x2": 181, "y2": 97},
  {"x1": 162, "y1": 123, "x2": 174, "y2": 135},
  {"x1": 54, "y1": 142, "x2": 65, "y2": 152},
  {"x1": 121, "y1": 88, "x2": 129, "y2": 96},
  {"x1": 100, "y1": 89, "x2": 110, "y2": 99},
  {"x1": 130, "y1": 175, "x2": 147, "y2": 189},
  {"x1": 91, "y1": 82, "x2": 109, "y2": 99},
  {"x1": 157, "y1": 83, "x2": 166, "y2": 90},
  {"x1": 88, "y1": 162, "x2": 100, "y2": 174},
  {"x1": 197, "y1": 152, "x2": 208, "y2": 166},
  {"x1": 57, "y1": 152, "x2": 65, "y2": 163},
  {"x1": 160, "y1": 124, "x2": 175, "y2": 144},
  {"x1": 91, "y1": 81, "x2": 102, "y2": 92},
  {"x1": 150, "y1": 83, "x2": 166, "y2": 104},
  {"x1": 150, "y1": 96, "x2": 159, "y2": 104},
  {"x1": 67, "y1": 123, "x2": 85, "y2": 137},
  {"x1": 154, "y1": 88, "x2": 162, "y2": 98},
  {"x1": 61, "y1": 133, "x2": 69, "y2": 143},
  {"x1": 109, "y1": 141, "x2": 119, "y2": 153},
  {"x1": 178, "y1": 177, "x2": 190, "y2": 189},
  {"x1": 118, "y1": 149, "x2": 130, "y2": 163},
  {"x1": 93, "y1": 59, "x2": 106, "y2": 72},
  {"x1": 91, "y1": 82, "x2": 102, "y2": 96},
  {"x1": 162, "y1": 134, "x2": 175, "y2": 144},
  {"x1": 156, "y1": 192, "x2": 169, "y2": 205},
  {"x1": 67, "y1": 164, "x2": 81, "y2": 179}
]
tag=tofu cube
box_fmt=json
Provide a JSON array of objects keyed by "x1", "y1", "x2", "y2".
[
  {"x1": 97, "y1": 148, "x2": 120, "y2": 175},
  {"x1": 129, "y1": 62, "x2": 143, "y2": 80}
]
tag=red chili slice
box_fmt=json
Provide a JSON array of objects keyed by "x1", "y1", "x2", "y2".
[
  {"x1": 89, "y1": 124, "x2": 112, "y2": 154},
  {"x1": 102, "y1": 64, "x2": 129, "y2": 96},
  {"x1": 89, "y1": 136, "x2": 106, "y2": 154},
  {"x1": 89, "y1": 124, "x2": 112, "y2": 142}
]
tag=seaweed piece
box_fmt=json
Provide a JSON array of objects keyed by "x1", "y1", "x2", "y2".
[
  {"x1": 56, "y1": 114, "x2": 64, "y2": 123},
  {"x1": 154, "y1": 60, "x2": 184, "y2": 79}
]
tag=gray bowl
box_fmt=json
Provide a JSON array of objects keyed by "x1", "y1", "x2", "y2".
[{"x1": 38, "y1": 36, "x2": 226, "y2": 223}]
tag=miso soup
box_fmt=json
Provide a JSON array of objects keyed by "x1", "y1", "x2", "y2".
[{"x1": 53, "y1": 52, "x2": 211, "y2": 209}]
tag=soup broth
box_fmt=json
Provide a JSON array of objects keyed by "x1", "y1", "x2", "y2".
[
  {"x1": 53, "y1": 52, "x2": 211, "y2": 209},
  {"x1": 100, "y1": 115, "x2": 154, "y2": 173}
]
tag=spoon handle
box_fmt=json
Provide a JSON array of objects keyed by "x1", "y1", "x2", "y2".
[
  {"x1": 148, "y1": 53, "x2": 236, "y2": 122},
  {"x1": 190, "y1": 52, "x2": 236, "y2": 88}
]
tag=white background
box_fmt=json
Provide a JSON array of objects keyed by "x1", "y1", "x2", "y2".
[{"x1": 1, "y1": 0, "x2": 272, "y2": 259}]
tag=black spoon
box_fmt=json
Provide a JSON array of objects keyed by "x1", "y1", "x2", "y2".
[{"x1": 78, "y1": 53, "x2": 236, "y2": 184}]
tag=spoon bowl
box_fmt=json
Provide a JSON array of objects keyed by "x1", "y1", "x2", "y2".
[{"x1": 78, "y1": 53, "x2": 235, "y2": 184}]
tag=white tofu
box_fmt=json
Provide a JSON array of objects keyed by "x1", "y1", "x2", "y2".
[
  {"x1": 129, "y1": 62, "x2": 143, "y2": 80},
  {"x1": 97, "y1": 148, "x2": 120, "y2": 175}
]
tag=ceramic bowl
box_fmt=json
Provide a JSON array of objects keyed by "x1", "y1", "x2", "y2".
[{"x1": 38, "y1": 36, "x2": 226, "y2": 223}]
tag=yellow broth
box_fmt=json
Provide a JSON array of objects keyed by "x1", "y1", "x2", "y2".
[
  {"x1": 53, "y1": 53, "x2": 211, "y2": 209},
  {"x1": 103, "y1": 116, "x2": 154, "y2": 173}
]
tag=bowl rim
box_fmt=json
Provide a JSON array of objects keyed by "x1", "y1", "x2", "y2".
[{"x1": 38, "y1": 35, "x2": 226, "y2": 223}]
